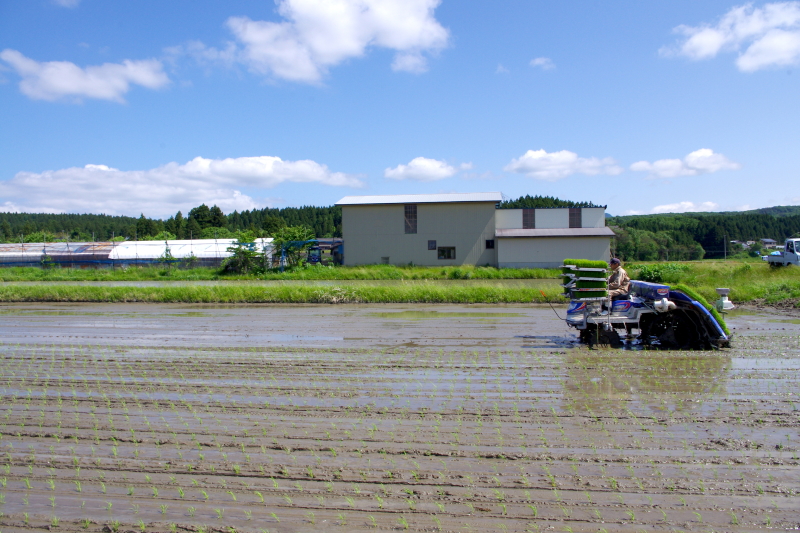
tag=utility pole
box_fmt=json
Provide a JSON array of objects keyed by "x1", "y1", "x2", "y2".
[{"x1": 724, "y1": 234, "x2": 727, "y2": 260}]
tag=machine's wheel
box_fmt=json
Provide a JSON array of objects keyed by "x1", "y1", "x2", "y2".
[
  {"x1": 640, "y1": 309, "x2": 708, "y2": 349},
  {"x1": 581, "y1": 326, "x2": 622, "y2": 349}
]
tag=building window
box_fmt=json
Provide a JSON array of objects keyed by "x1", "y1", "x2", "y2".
[
  {"x1": 522, "y1": 208, "x2": 535, "y2": 229},
  {"x1": 437, "y1": 247, "x2": 455, "y2": 260},
  {"x1": 569, "y1": 207, "x2": 582, "y2": 228},
  {"x1": 404, "y1": 204, "x2": 417, "y2": 234},
  {"x1": 485, "y1": 239, "x2": 495, "y2": 249},
  {"x1": 381, "y1": 256, "x2": 390, "y2": 264},
  {"x1": 428, "y1": 240, "x2": 437, "y2": 250}
]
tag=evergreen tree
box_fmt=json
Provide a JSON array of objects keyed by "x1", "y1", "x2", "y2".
[
  {"x1": 164, "y1": 216, "x2": 176, "y2": 236},
  {"x1": 188, "y1": 204, "x2": 212, "y2": 229},
  {"x1": 0, "y1": 219, "x2": 11, "y2": 242},
  {"x1": 174, "y1": 211, "x2": 186, "y2": 239},
  {"x1": 209, "y1": 205, "x2": 226, "y2": 228},
  {"x1": 262, "y1": 215, "x2": 286, "y2": 236},
  {"x1": 136, "y1": 214, "x2": 153, "y2": 239},
  {"x1": 186, "y1": 217, "x2": 201, "y2": 239}
]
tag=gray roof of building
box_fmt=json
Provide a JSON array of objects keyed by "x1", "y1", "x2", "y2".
[
  {"x1": 336, "y1": 192, "x2": 503, "y2": 205},
  {"x1": 495, "y1": 227, "x2": 616, "y2": 238}
]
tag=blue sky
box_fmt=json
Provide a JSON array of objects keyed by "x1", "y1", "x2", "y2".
[{"x1": 1, "y1": 0, "x2": 798, "y2": 218}]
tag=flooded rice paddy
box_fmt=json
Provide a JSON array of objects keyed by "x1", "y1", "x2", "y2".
[{"x1": 0, "y1": 303, "x2": 798, "y2": 532}]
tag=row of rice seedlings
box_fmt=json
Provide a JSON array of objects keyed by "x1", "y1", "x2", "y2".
[{"x1": 1, "y1": 341, "x2": 795, "y2": 529}]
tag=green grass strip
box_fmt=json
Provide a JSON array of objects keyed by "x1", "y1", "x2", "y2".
[
  {"x1": 671, "y1": 283, "x2": 731, "y2": 336},
  {"x1": 0, "y1": 265, "x2": 559, "y2": 282},
  {"x1": 0, "y1": 284, "x2": 568, "y2": 304}
]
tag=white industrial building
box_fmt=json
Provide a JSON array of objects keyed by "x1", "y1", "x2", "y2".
[{"x1": 336, "y1": 192, "x2": 614, "y2": 268}]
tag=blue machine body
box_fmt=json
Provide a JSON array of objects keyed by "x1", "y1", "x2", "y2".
[
  {"x1": 669, "y1": 290, "x2": 728, "y2": 340},
  {"x1": 628, "y1": 280, "x2": 671, "y2": 300}
]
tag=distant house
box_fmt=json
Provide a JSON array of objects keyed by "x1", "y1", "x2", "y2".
[
  {"x1": 761, "y1": 238, "x2": 778, "y2": 248},
  {"x1": 335, "y1": 192, "x2": 614, "y2": 268}
]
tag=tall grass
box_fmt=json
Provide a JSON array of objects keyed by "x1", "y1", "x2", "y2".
[
  {"x1": 0, "y1": 282, "x2": 565, "y2": 303},
  {"x1": 0, "y1": 264, "x2": 557, "y2": 282}
]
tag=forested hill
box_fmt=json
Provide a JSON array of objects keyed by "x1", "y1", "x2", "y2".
[
  {"x1": 0, "y1": 213, "x2": 138, "y2": 243},
  {"x1": 0, "y1": 206, "x2": 342, "y2": 242},
  {"x1": 737, "y1": 205, "x2": 800, "y2": 217},
  {"x1": 608, "y1": 211, "x2": 800, "y2": 260}
]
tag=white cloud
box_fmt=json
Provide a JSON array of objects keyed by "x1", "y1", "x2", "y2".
[
  {"x1": 0, "y1": 156, "x2": 363, "y2": 217},
  {"x1": 384, "y1": 157, "x2": 471, "y2": 182},
  {"x1": 622, "y1": 201, "x2": 720, "y2": 216},
  {"x1": 195, "y1": 0, "x2": 450, "y2": 83},
  {"x1": 504, "y1": 149, "x2": 622, "y2": 181},
  {"x1": 52, "y1": 0, "x2": 80, "y2": 7},
  {"x1": 630, "y1": 148, "x2": 741, "y2": 178},
  {"x1": 0, "y1": 49, "x2": 169, "y2": 102},
  {"x1": 662, "y1": 2, "x2": 800, "y2": 71},
  {"x1": 164, "y1": 40, "x2": 238, "y2": 69},
  {"x1": 496, "y1": 64, "x2": 510, "y2": 74},
  {"x1": 652, "y1": 201, "x2": 720, "y2": 214},
  {"x1": 530, "y1": 57, "x2": 554, "y2": 70}
]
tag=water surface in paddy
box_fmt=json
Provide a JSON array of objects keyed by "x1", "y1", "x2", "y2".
[{"x1": 0, "y1": 303, "x2": 798, "y2": 532}]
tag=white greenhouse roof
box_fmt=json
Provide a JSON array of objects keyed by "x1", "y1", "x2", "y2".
[
  {"x1": 336, "y1": 192, "x2": 503, "y2": 205},
  {"x1": 109, "y1": 239, "x2": 273, "y2": 260}
]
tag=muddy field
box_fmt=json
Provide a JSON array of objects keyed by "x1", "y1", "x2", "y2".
[{"x1": 0, "y1": 303, "x2": 798, "y2": 532}]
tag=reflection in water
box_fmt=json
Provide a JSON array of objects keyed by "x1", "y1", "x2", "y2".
[{"x1": 563, "y1": 351, "x2": 731, "y2": 413}]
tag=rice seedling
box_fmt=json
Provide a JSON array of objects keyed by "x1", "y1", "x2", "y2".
[{"x1": 397, "y1": 515, "x2": 409, "y2": 530}]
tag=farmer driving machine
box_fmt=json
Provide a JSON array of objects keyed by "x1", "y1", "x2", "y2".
[{"x1": 560, "y1": 259, "x2": 731, "y2": 349}]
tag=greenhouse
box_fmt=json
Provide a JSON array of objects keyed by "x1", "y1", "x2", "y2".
[{"x1": 0, "y1": 239, "x2": 273, "y2": 268}]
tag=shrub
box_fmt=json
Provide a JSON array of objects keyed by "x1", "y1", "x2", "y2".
[
  {"x1": 634, "y1": 263, "x2": 689, "y2": 283},
  {"x1": 222, "y1": 243, "x2": 263, "y2": 274}
]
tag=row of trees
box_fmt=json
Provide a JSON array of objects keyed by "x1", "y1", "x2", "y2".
[
  {"x1": 611, "y1": 226, "x2": 705, "y2": 261},
  {"x1": 0, "y1": 204, "x2": 340, "y2": 242},
  {"x1": 2, "y1": 197, "x2": 799, "y2": 261},
  {"x1": 608, "y1": 212, "x2": 800, "y2": 259},
  {"x1": 498, "y1": 195, "x2": 602, "y2": 209}
]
